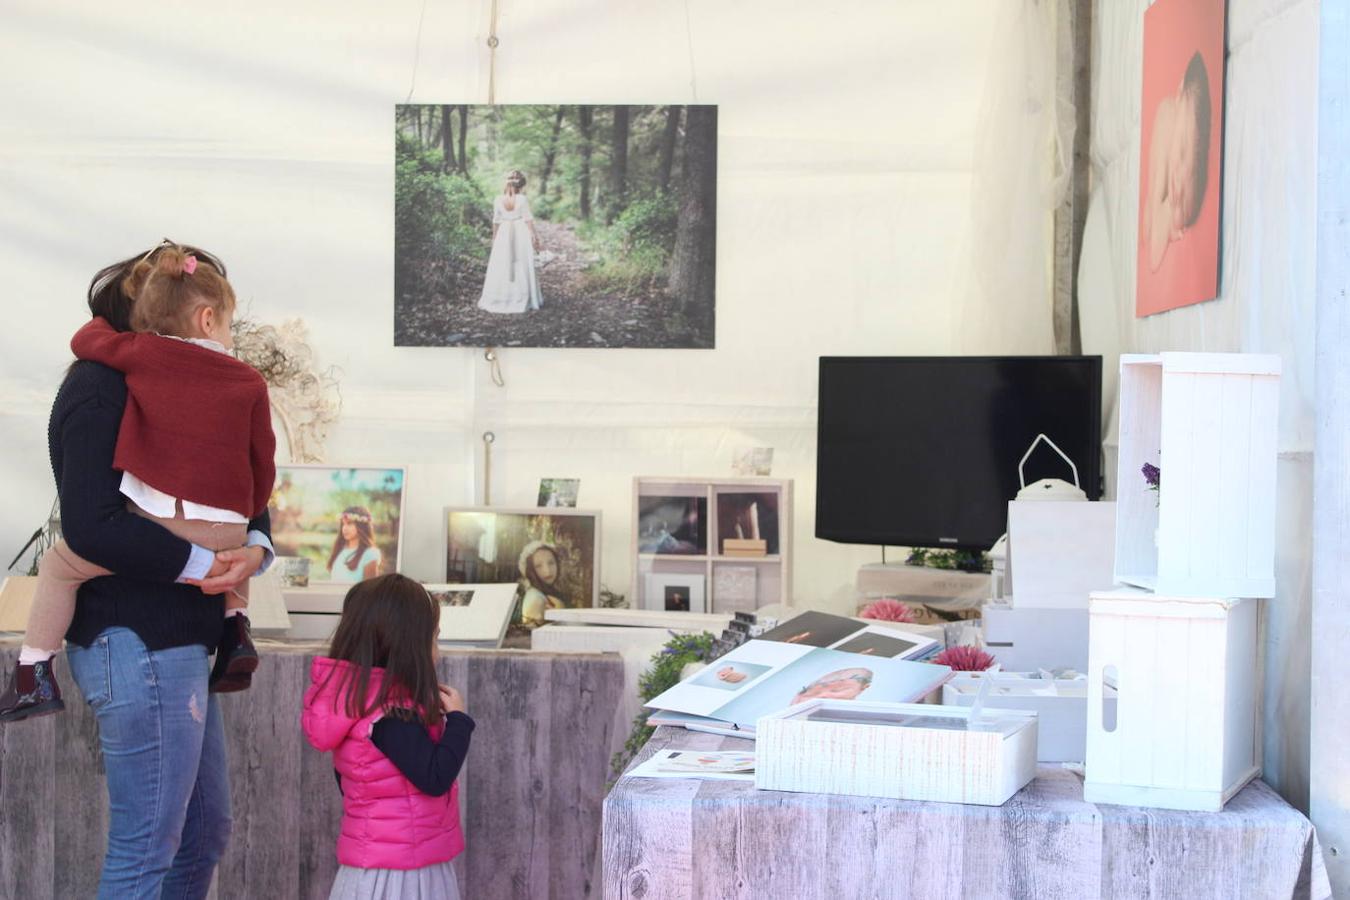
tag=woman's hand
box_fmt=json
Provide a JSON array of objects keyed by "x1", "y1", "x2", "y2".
[
  {"x1": 196, "y1": 545, "x2": 265, "y2": 595},
  {"x1": 439, "y1": 684, "x2": 465, "y2": 714}
]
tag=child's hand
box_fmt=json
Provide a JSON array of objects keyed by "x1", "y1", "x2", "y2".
[{"x1": 439, "y1": 684, "x2": 465, "y2": 714}]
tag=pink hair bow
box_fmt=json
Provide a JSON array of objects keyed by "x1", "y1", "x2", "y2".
[{"x1": 182, "y1": 255, "x2": 198, "y2": 275}]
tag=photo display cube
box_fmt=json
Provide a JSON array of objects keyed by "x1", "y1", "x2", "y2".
[
  {"x1": 755, "y1": 700, "x2": 1037, "y2": 806},
  {"x1": 1114, "y1": 352, "x2": 1280, "y2": 597},
  {"x1": 943, "y1": 673, "x2": 1115, "y2": 764},
  {"x1": 1084, "y1": 587, "x2": 1261, "y2": 812}
]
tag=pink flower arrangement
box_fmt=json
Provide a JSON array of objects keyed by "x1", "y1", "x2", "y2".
[
  {"x1": 858, "y1": 598, "x2": 916, "y2": 624},
  {"x1": 931, "y1": 645, "x2": 997, "y2": 672}
]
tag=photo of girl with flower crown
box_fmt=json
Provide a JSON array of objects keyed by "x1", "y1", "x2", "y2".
[{"x1": 268, "y1": 466, "x2": 406, "y2": 584}]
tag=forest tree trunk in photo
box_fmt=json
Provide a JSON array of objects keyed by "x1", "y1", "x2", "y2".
[
  {"x1": 457, "y1": 105, "x2": 468, "y2": 174},
  {"x1": 668, "y1": 106, "x2": 717, "y2": 321},
  {"x1": 658, "y1": 105, "x2": 682, "y2": 193},
  {"x1": 441, "y1": 105, "x2": 456, "y2": 173},
  {"x1": 577, "y1": 105, "x2": 594, "y2": 221},
  {"x1": 608, "y1": 105, "x2": 630, "y2": 223},
  {"x1": 539, "y1": 106, "x2": 565, "y2": 197}
]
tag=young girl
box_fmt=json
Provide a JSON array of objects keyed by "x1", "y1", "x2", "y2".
[
  {"x1": 302, "y1": 574, "x2": 474, "y2": 900},
  {"x1": 0, "y1": 243, "x2": 275, "y2": 723},
  {"x1": 326, "y1": 506, "x2": 383, "y2": 583},
  {"x1": 476, "y1": 169, "x2": 543, "y2": 315},
  {"x1": 517, "y1": 540, "x2": 568, "y2": 627}
]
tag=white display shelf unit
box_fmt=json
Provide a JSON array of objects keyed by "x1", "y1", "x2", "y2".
[
  {"x1": 1114, "y1": 352, "x2": 1280, "y2": 598},
  {"x1": 632, "y1": 476, "x2": 792, "y2": 614},
  {"x1": 1084, "y1": 587, "x2": 1262, "y2": 812}
]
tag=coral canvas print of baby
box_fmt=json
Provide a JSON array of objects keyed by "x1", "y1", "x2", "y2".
[
  {"x1": 1136, "y1": 0, "x2": 1226, "y2": 316},
  {"x1": 394, "y1": 104, "x2": 717, "y2": 348}
]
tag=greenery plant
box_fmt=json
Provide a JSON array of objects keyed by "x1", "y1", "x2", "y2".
[{"x1": 609, "y1": 631, "x2": 718, "y2": 781}]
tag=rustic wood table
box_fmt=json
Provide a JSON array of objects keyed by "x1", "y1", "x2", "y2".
[
  {"x1": 0, "y1": 639, "x2": 623, "y2": 899},
  {"x1": 603, "y1": 727, "x2": 1330, "y2": 900}
]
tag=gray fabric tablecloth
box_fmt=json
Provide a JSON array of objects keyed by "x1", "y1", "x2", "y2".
[{"x1": 603, "y1": 727, "x2": 1330, "y2": 900}]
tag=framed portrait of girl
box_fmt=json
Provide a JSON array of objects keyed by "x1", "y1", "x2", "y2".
[{"x1": 268, "y1": 465, "x2": 407, "y2": 585}]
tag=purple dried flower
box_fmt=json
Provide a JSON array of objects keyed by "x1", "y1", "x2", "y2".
[{"x1": 1141, "y1": 463, "x2": 1161, "y2": 490}]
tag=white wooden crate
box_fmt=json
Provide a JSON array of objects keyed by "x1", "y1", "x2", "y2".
[
  {"x1": 1084, "y1": 587, "x2": 1261, "y2": 812},
  {"x1": 1115, "y1": 352, "x2": 1280, "y2": 597},
  {"x1": 755, "y1": 700, "x2": 1037, "y2": 806},
  {"x1": 1006, "y1": 499, "x2": 1116, "y2": 609},
  {"x1": 944, "y1": 674, "x2": 1115, "y2": 763}
]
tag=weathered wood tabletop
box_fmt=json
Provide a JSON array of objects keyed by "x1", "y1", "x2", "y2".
[
  {"x1": 0, "y1": 639, "x2": 623, "y2": 899},
  {"x1": 603, "y1": 726, "x2": 1330, "y2": 900}
]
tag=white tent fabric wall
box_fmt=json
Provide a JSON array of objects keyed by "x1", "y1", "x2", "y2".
[
  {"x1": 1079, "y1": 0, "x2": 1317, "y2": 811},
  {"x1": 0, "y1": 1, "x2": 1063, "y2": 613}
]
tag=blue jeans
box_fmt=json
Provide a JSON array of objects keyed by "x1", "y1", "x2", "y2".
[{"x1": 67, "y1": 627, "x2": 231, "y2": 899}]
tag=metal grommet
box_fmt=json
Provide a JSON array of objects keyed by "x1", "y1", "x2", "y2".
[
  {"x1": 482, "y1": 431, "x2": 496, "y2": 444},
  {"x1": 486, "y1": 35, "x2": 499, "y2": 49}
]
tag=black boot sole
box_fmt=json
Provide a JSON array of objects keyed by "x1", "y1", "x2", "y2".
[
  {"x1": 225, "y1": 650, "x2": 259, "y2": 677},
  {"x1": 0, "y1": 698, "x2": 65, "y2": 723},
  {"x1": 210, "y1": 674, "x2": 252, "y2": 694}
]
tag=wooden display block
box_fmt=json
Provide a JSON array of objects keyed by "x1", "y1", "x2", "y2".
[
  {"x1": 756, "y1": 700, "x2": 1038, "y2": 806},
  {"x1": 1115, "y1": 352, "x2": 1280, "y2": 598},
  {"x1": 1085, "y1": 587, "x2": 1261, "y2": 812}
]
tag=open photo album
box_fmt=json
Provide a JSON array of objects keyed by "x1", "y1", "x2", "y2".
[
  {"x1": 645, "y1": 639, "x2": 952, "y2": 737},
  {"x1": 753, "y1": 610, "x2": 940, "y2": 660}
]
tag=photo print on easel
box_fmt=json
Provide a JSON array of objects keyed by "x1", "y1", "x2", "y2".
[{"x1": 394, "y1": 104, "x2": 717, "y2": 348}]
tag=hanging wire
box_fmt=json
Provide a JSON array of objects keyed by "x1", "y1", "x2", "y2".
[
  {"x1": 405, "y1": 0, "x2": 430, "y2": 103},
  {"x1": 487, "y1": 0, "x2": 501, "y2": 104},
  {"x1": 683, "y1": 0, "x2": 699, "y2": 102},
  {"x1": 484, "y1": 347, "x2": 505, "y2": 386},
  {"x1": 482, "y1": 431, "x2": 496, "y2": 505}
]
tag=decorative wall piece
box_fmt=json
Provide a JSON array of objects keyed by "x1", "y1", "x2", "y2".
[
  {"x1": 232, "y1": 317, "x2": 341, "y2": 463},
  {"x1": 394, "y1": 104, "x2": 717, "y2": 348},
  {"x1": 444, "y1": 507, "x2": 601, "y2": 625},
  {"x1": 1135, "y1": 0, "x2": 1227, "y2": 316},
  {"x1": 268, "y1": 465, "x2": 406, "y2": 584}
]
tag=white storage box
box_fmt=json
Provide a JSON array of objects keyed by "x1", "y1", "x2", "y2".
[
  {"x1": 943, "y1": 673, "x2": 1115, "y2": 763},
  {"x1": 755, "y1": 700, "x2": 1037, "y2": 806},
  {"x1": 981, "y1": 603, "x2": 1090, "y2": 672},
  {"x1": 1085, "y1": 587, "x2": 1261, "y2": 812},
  {"x1": 1115, "y1": 352, "x2": 1280, "y2": 597},
  {"x1": 1005, "y1": 500, "x2": 1116, "y2": 609}
]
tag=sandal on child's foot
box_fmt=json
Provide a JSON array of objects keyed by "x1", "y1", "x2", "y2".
[{"x1": 0, "y1": 658, "x2": 65, "y2": 723}]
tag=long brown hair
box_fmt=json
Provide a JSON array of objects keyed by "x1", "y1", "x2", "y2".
[
  {"x1": 328, "y1": 506, "x2": 377, "y2": 573},
  {"x1": 323, "y1": 574, "x2": 443, "y2": 728}
]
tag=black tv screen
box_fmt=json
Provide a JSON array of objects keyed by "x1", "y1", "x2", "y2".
[{"x1": 816, "y1": 356, "x2": 1103, "y2": 551}]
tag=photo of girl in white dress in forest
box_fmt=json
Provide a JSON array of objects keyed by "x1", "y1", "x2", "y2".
[
  {"x1": 477, "y1": 170, "x2": 543, "y2": 315},
  {"x1": 394, "y1": 104, "x2": 717, "y2": 349}
]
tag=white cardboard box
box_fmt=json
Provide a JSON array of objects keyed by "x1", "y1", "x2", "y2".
[
  {"x1": 981, "y1": 603, "x2": 1090, "y2": 672},
  {"x1": 1006, "y1": 500, "x2": 1116, "y2": 609},
  {"x1": 1115, "y1": 353, "x2": 1280, "y2": 597},
  {"x1": 943, "y1": 674, "x2": 1115, "y2": 763},
  {"x1": 755, "y1": 700, "x2": 1037, "y2": 806},
  {"x1": 1084, "y1": 587, "x2": 1261, "y2": 812}
]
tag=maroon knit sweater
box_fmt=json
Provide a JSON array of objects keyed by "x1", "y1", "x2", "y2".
[{"x1": 70, "y1": 317, "x2": 276, "y2": 519}]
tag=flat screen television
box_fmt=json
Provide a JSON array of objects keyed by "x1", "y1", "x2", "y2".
[{"x1": 816, "y1": 355, "x2": 1103, "y2": 551}]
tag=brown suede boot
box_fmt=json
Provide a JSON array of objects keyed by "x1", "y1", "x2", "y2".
[{"x1": 0, "y1": 658, "x2": 65, "y2": 723}]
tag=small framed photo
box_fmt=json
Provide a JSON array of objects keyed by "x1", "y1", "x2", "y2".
[
  {"x1": 637, "y1": 496, "x2": 707, "y2": 555},
  {"x1": 426, "y1": 582, "x2": 518, "y2": 648},
  {"x1": 716, "y1": 492, "x2": 780, "y2": 554},
  {"x1": 645, "y1": 573, "x2": 706, "y2": 613},
  {"x1": 444, "y1": 506, "x2": 601, "y2": 625},
  {"x1": 269, "y1": 465, "x2": 407, "y2": 585},
  {"x1": 537, "y1": 478, "x2": 580, "y2": 508}
]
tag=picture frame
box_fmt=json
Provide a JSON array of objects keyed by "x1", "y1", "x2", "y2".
[
  {"x1": 444, "y1": 506, "x2": 601, "y2": 623},
  {"x1": 537, "y1": 477, "x2": 580, "y2": 508},
  {"x1": 715, "y1": 491, "x2": 780, "y2": 555},
  {"x1": 637, "y1": 495, "x2": 707, "y2": 555},
  {"x1": 269, "y1": 464, "x2": 407, "y2": 585},
  {"x1": 644, "y1": 573, "x2": 706, "y2": 614},
  {"x1": 426, "y1": 582, "x2": 518, "y2": 648}
]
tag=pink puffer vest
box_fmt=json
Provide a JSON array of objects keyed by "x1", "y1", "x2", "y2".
[{"x1": 301, "y1": 657, "x2": 465, "y2": 870}]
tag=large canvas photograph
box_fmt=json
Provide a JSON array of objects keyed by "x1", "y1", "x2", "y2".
[
  {"x1": 395, "y1": 104, "x2": 717, "y2": 348},
  {"x1": 1135, "y1": 0, "x2": 1226, "y2": 316},
  {"x1": 269, "y1": 466, "x2": 406, "y2": 584},
  {"x1": 444, "y1": 507, "x2": 601, "y2": 626}
]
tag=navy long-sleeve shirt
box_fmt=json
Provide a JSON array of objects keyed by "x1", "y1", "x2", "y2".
[
  {"x1": 50, "y1": 360, "x2": 272, "y2": 651},
  {"x1": 336, "y1": 711, "x2": 475, "y2": 797}
]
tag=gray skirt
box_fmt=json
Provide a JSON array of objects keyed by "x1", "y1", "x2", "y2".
[{"x1": 329, "y1": 861, "x2": 461, "y2": 900}]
